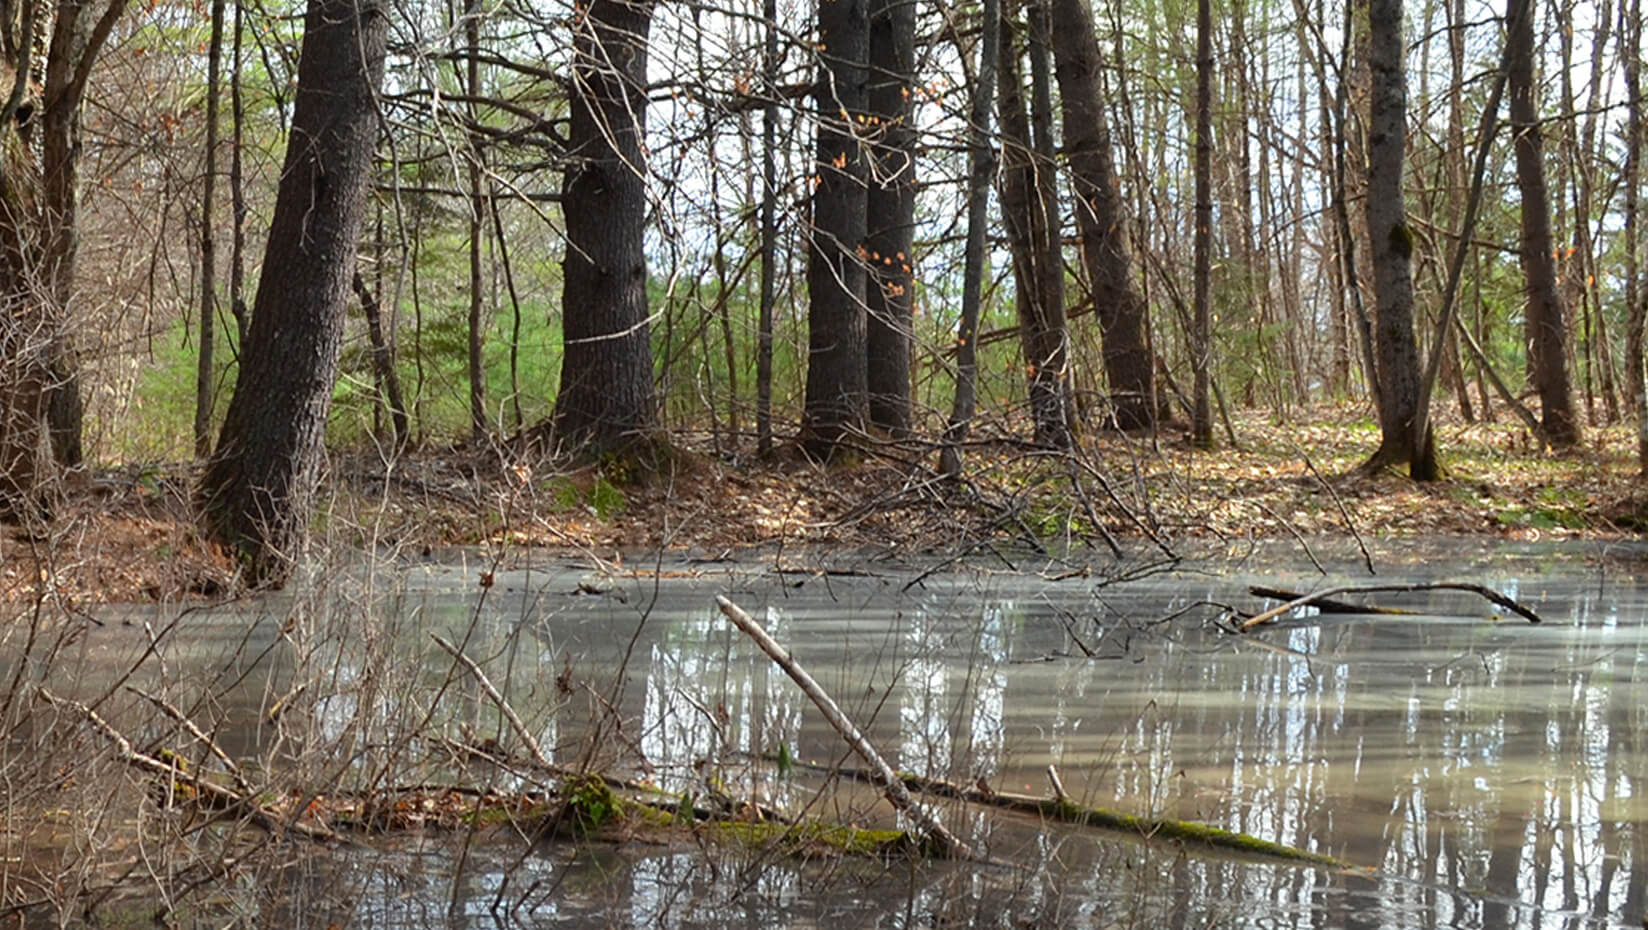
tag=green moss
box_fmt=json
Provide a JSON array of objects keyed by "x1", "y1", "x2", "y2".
[
  {"x1": 1030, "y1": 798, "x2": 1345, "y2": 868},
  {"x1": 1387, "y1": 223, "x2": 1414, "y2": 260},
  {"x1": 465, "y1": 799, "x2": 553, "y2": 827},
  {"x1": 707, "y1": 820, "x2": 913, "y2": 858}
]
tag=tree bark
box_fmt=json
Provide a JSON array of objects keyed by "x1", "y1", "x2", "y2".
[
  {"x1": 1048, "y1": 0, "x2": 1153, "y2": 431},
  {"x1": 756, "y1": 0, "x2": 778, "y2": 457},
  {"x1": 1190, "y1": 0, "x2": 1213, "y2": 447},
  {"x1": 1623, "y1": 0, "x2": 1646, "y2": 470},
  {"x1": 465, "y1": 0, "x2": 486, "y2": 440},
  {"x1": 0, "y1": 0, "x2": 128, "y2": 520},
  {"x1": 198, "y1": 0, "x2": 387, "y2": 585},
  {"x1": 863, "y1": 0, "x2": 915, "y2": 437},
  {"x1": 550, "y1": 0, "x2": 658, "y2": 454},
  {"x1": 996, "y1": 5, "x2": 1069, "y2": 449},
  {"x1": 938, "y1": 0, "x2": 999, "y2": 478},
  {"x1": 801, "y1": 0, "x2": 870, "y2": 459},
  {"x1": 352, "y1": 272, "x2": 408, "y2": 451},
  {"x1": 1359, "y1": 0, "x2": 1438, "y2": 478},
  {"x1": 195, "y1": 0, "x2": 225, "y2": 459},
  {"x1": 1442, "y1": 0, "x2": 1475, "y2": 422},
  {"x1": 1508, "y1": 0, "x2": 1581, "y2": 448}
]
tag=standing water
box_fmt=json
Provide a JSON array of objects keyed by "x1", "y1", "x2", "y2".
[{"x1": 41, "y1": 539, "x2": 1648, "y2": 928}]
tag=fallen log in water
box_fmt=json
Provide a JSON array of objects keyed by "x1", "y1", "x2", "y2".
[
  {"x1": 1239, "y1": 582, "x2": 1545, "y2": 632},
  {"x1": 771, "y1": 755, "x2": 1351, "y2": 870}
]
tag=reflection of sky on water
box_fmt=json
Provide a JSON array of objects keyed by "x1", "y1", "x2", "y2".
[{"x1": 64, "y1": 543, "x2": 1648, "y2": 928}]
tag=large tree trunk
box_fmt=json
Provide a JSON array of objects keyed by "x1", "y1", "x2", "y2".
[
  {"x1": 801, "y1": 0, "x2": 870, "y2": 459},
  {"x1": 863, "y1": 0, "x2": 915, "y2": 437},
  {"x1": 996, "y1": 7, "x2": 1069, "y2": 449},
  {"x1": 1507, "y1": 0, "x2": 1581, "y2": 448},
  {"x1": 1359, "y1": 0, "x2": 1437, "y2": 478},
  {"x1": 197, "y1": 0, "x2": 387, "y2": 586},
  {"x1": 550, "y1": 0, "x2": 658, "y2": 454},
  {"x1": 1047, "y1": 0, "x2": 1154, "y2": 431}
]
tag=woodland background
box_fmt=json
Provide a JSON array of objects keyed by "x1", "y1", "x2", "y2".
[{"x1": 0, "y1": 0, "x2": 1639, "y2": 583}]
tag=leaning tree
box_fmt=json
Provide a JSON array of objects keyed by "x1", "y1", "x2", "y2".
[{"x1": 198, "y1": 0, "x2": 388, "y2": 586}]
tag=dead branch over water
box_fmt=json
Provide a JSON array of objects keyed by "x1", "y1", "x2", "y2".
[
  {"x1": 715, "y1": 594, "x2": 975, "y2": 860},
  {"x1": 1238, "y1": 581, "x2": 1547, "y2": 631}
]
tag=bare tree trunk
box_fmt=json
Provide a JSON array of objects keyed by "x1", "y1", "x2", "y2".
[
  {"x1": 1048, "y1": 0, "x2": 1153, "y2": 431},
  {"x1": 0, "y1": 0, "x2": 129, "y2": 519},
  {"x1": 229, "y1": 0, "x2": 248, "y2": 344},
  {"x1": 1411, "y1": 30, "x2": 1507, "y2": 456},
  {"x1": 1026, "y1": 5, "x2": 1071, "y2": 443},
  {"x1": 39, "y1": 2, "x2": 91, "y2": 471},
  {"x1": 1508, "y1": 0, "x2": 1581, "y2": 448},
  {"x1": 1623, "y1": 0, "x2": 1646, "y2": 470},
  {"x1": 939, "y1": 0, "x2": 999, "y2": 478},
  {"x1": 195, "y1": 0, "x2": 225, "y2": 459},
  {"x1": 1360, "y1": 0, "x2": 1437, "y2": 478},
  {"x1": 1442, "y1": 0, "x2": 1475, "y2": 422},
  {"x1": 465, "y1": 0, "x2": 486, "y2": 440},
  {"x1": 1561, "y1": 0, "x2": 1618, "y2": 423},
  {"x1": 549, "y1": 0, "x2": 658, "y2": 454},
  {"x1": 863, "y1": 0, "x2": 915, "y2": 437},
  {"x1": 1190, "y1": 0, "x2": 1213, "y2": 447},
  {"x1": 996, "y1": 4, "x2": 1069, "y2": 449},
  {"x1": 1335, "y1": 0, "x2": 1379, "y2": 412},
  {"x1": 198, "y1": 0, "x2": 388, "y2": 585},
  {"x1": 756, "y1": 0, "x2": 777, "y2": 457},
  {"x1": 352, "y1": 273, "x2": 408, "y2": 450},
  {"x1": 801, "y1": 0, "x2": 870, "y2": 459}
]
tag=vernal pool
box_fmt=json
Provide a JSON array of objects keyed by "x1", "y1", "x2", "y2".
[{"x1": 36, "y1": 539, "x2": 1648, "y2": 928}]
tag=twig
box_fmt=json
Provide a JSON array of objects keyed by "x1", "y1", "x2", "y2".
[
  {"x1": 1237, "y1": 582, "x2": 1545, "y2": 632},
  {"x1": 39, "y1": 688, "x2": 341, "y2": 843},
  {"x1": 1067, "y1": 452, "x2": 1176, "y2": 559},
  {"x1": 1297, "y1": 447, "x2": 1374, "y2": 575},
  {"x1": 1252, "y1": 502, "x2": 1326, "y2": 575},
  {"x1": 126, "y1": 685, "x2": 252, "y2": 793},
  {"x1": 1062, "y1": 453, "x2": 1123, "y2": 558},
  {"x1": 430, "y1": 634, "x2": 552, "y2": 770},
  {"x1": 715, "y1": 595, "x2": 973, "y2": 860}
]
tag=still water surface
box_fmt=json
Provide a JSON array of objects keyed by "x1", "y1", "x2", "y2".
[{"x1": 80, "y1": 540, "x2": 1648, "y2": 927}]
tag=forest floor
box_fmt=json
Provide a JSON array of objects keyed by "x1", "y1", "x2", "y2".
[{"x1": 7, "y1": 402, "x2": 1647, "y2": 604}]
